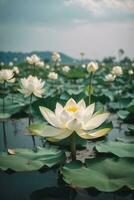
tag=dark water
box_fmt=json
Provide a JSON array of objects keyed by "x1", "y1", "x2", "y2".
[{"x1": 0, "y1": 118, "x2": 133, "y2": 200}]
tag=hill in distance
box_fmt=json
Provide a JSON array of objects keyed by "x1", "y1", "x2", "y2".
[{"x1": 0, "y1": 51, "x2": 79, "y2": 65}]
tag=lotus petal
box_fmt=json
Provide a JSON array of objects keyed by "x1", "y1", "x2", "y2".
[
  {"x1": 76, "y1": 127, "x2": 112, "y2": 139},
  {"x1": 39, "y1": 106, "x2": 60, "y2": 128},
  {"x1": 84, "y1": 113, "x2": 109, "y2": 130}
]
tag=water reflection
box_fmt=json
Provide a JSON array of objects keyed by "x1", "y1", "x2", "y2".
[
  {"x1": 31, "y1": 186, "x2": 134, "y2": 200},
  {"x1": 0, "y1": 118, "x2": 42, "y2": 150},
  {"x1": 0, "y1": 118, "x2": 134, "y2": 200}
]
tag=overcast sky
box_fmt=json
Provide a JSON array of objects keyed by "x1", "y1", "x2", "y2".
[{"x1": 0, "y1": 0, "x2": 134, "y2": 59}]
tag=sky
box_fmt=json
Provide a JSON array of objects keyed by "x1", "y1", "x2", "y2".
[{"x1": 0, "y1": 0, "x2": 134, "y2": 59}]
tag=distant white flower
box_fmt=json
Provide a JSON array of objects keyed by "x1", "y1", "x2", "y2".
[
  {"x1": 82, "y1": 64, "x2": 86, "y2": 68},
  {"x1": 9, "y1": 62, "x2": 14, "y2": 67},
  {"x1": 0, "y1": 69, "x2": 15, "y2": 83},
  {"x1": 87, "y1": 61, "x2": 98, "y2": 73},
  {"x1": 62, "y1": 65, "x2": 70, "y2": 73},
  {"x1": 56, "y1": 62, "x2": 60, "y2": 67},
  {"x1": 128, "y1": 69, "x2": 134, "y2": 75},
  {"x1": 35, "y1": 61, "x2": 45, "y2": 68},
  {"x1": 38, "y1": 98, "x2": 111, "y2": 141},
  {"x1": 48, "y1": 72, "x2": 58, "y2": 80},
  {"x1": 0, "y1": 62, "x2": 4, "y2": 67},
  {"x1": 18, "y1": 75, "x2": 45, "y2": 97},
  {"x1": 112, "y1": 66, "x2": 123, "y2": 76},
  {"x1": 14, "y1": 58, "x2": 18, "y2": 62},
  {"x1": 13, "y1": 66, "x2": 19, "y2": 74},
  {"x1": 102, "y1": 63, "x2": 105, "y2": 67},
  {"x1": 45, "y1": 64, "x2": 50, "y2": 69},
  {"x1": 26, "y1": 54, "x2": 40, "y2": 65},
  {"x1": 52, "y1": 52, "x2": 61, "y2": 62},
  {"x1": 105, "y1": 74, "x2": 116, "y2": 81}
]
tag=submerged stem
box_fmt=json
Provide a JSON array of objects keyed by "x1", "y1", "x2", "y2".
[
  {"x1": 3, "y1": 121, "x2": 7, "y2": 152},
  {"x1": 88, "y1": 72, "x2": 93, "y2": 105},
  {"x1": 29, "y1": 94, "x2": 37, "y2": 152},
  {"x1": 70, "y1": 133, "x2": 76, "y2": 161},
  {"x1": 3, "y1": 82, "x2": 5, "y2": 113}
]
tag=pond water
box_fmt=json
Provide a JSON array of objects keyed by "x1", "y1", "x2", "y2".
[{"x1": 0, "y1": 118, "x2": 134, "y2": 200}]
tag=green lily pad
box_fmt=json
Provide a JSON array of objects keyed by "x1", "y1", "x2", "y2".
[
  {"x1": 0, "y1": 99, "x2": 25, "y2": 116},
  {"x1": 0, "y1": 113, "x2": 11, "y2": 121},
  {"x1": 117, "y1": 110, "x2": 129, "y2": 120},
  {"x1": 61, "y1": 157, "x2": 134, "y2": 192},
  {"x1": 0, "y1": 146, "x2": 66, "y2": 172},
  {"x1": 127, "y1": 100, "x2": 134, "y2": 114},
  {"x1": 95, "y1": 141, "x2": 134, "y2": 157}
]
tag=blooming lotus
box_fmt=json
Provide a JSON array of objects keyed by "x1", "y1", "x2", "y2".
[
  {"x1": 105, "y1": 74, "x2": 116, "y2": 81},
  {"x1": 0, "y1": 69, "x2": 15, "y2": 83},
  {"x1": 37, "y1": 98, "x2": 111, "y2": 141},
  {"x1": 52, "y1": 52, "x2": 61, "y2": 62},
  {"x1": 112, "y1": 66, "x2": 122, "y2": 76},
  {"x1": 35, "y1": 61, "x2": 45, "y2": 68},
  {"x1": 18, "y1": 75, "x2": 45, "y2": 97},
  {"x1": 87, "y1": 61, "x2": 98, "y2": 73},
  {"x1": 48, "y1": 72, "x2": 58, "y2": 80},
  {"x1": 26, "y1": 54, "x2": 40, "y2": 65},
  {"x1": 62, "y1": 66, "x2": 70, "y2": 73}
]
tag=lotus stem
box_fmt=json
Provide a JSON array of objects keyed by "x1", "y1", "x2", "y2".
[
  {"x1": 70, "y1": 133, "x2": 76, "y2": 161},
  {"x1": 29, "y1": 94, "x2": 37, "y2": 152},
  {"x1": 33, "y1": 64, "x2": 36, "y2": 76},
  {"x1": 2, "y1": 82, "x2": 5, "y2": 113},
  {"x1": 115, "y1": 79, "x2": 120, "y2": 109},
  {"x1": 88, "y1": 72, "x2": 93, "y2": 105},
  {"x1": 3, "y1": 121, "x2": 7, "y2": 152}
]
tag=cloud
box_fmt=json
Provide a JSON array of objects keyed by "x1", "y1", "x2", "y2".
[{"x1": 65, "y1": 0, "x2": 134, "y2": 16}]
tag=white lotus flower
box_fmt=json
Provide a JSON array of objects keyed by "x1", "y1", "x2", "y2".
[
  {"x1": 35, "y1": 61, "x2": 45, "y2": 68},
  {"x1": 87, "y1": 61, "x2": 98, "y2": 73},
  {"x1": 48, "y1": 72, "x2": 58, "y2": 80},
  {"x1": 82, "y1": 64, "x2": 86, "y2": 68},
  {"x1": 39, "y1": 98, "x2": 111, "y2": 141},
  {"x1": 13, "y1": 66, "x2": 19, "y2": 74},
  {"x1": 0, "y1": 62, "x2": 4, "y2": 67},
  {"x1": 105, "y1": 74, "x2": 116, "y2": 81},
  {"x1": 128, "y1": 69, "x2": 133, "y2": 75},
  {"x1": 62, "y1": 65, "x2": 70, "y2": 73},
  {"x1": 26, "y1": 54, "x2": 40, "y2": 65},
  {"x1": 52, "y1": 52, "x2": 61, "y2": 62},
  {"x1": 0, "y1": 69, "x2": 15, "y2": 83},
  {"x1": 9, "y1": 62, "x2": 13, "y2": 67},
  {"x1": 45, "y1": 64, "x2": 50, "y2": 69},
  {"x1": 112, "y1": 66, "x2": 123, "y2": 76},
  {"x1": 18, "y1": 75, "x2": 45, "y2": 97}
]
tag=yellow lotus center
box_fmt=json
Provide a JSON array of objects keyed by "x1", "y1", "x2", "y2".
[{"x1": 66, "y1": 106, "x2": 79, "y2": 112}]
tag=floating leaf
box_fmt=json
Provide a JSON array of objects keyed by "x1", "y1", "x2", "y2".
[
  {"x1": 0, "y1": 113, "x2": 11, "y2": 121},
  {"x1": 127, "y1": 100, "x2": 134, "y2": 114},
  {"x1": 61, "y1": 157, "x2": 134, "y2": 192},
  {"x1": 0, "y1": 146, "x2": 66, "y2": 172},
  {"x1": 95, "y1": 141, "x2": 134, "y2": 157},
  {"x1": 127, "y1": 124, "x2": 134, "y2": 135},
  {"x1": 117, "y1": 110, "x2": 129, "y2": 120}
]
